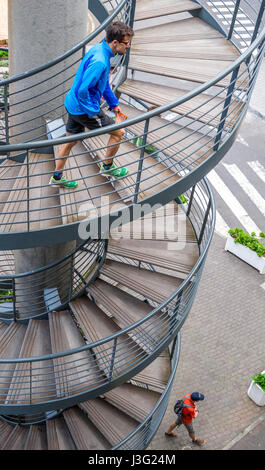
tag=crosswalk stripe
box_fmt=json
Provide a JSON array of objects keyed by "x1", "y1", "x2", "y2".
[
  {"x1": 207, "y1": 168, "x2": 261, "y2": 235},
  {"x1": 247, "y1": 160, "x2": 265, "y2": 184},
  {"x1": 223, "y1": 163, "x2": 265, "y2": 218},
  {"x1": 215, "y1": 210, "x2": 230, "y2": 238}
]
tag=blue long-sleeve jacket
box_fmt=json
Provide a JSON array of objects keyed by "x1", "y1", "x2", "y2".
[{"x1": 64, "y1": 39, "x2": 119, "y2": 116}]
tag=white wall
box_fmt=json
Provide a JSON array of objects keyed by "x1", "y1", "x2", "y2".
[{"x1": 0, "y1": 0, "x2": 8, "y2": 42}]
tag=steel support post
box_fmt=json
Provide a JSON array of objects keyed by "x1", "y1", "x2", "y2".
[
  {"x1": 227, "y1": 0, "x2": 241, "y2": 40},
  {"x1": 134, "y1": 118, "x2": 150, "y2": 204},
  {"x1": 213, "y1": 65, "x2": 240, "y2": 152}
]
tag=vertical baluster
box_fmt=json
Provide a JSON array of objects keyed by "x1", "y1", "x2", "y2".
[
  {"x1": 12, "y1": 277, "x2": 16, "y2": 322},
  {"x1": 186, "y1": 185, "x2": 196, "y2": 217},
  {"x1": 134, "y1": 118, "x2": 150, "y2": 204},
  {"x1": 251, "y1": 0, "x2": 265, "y2": 44},
  {"x1": 109, "y1": 337, "x2": 117, "y2": 382},
  {"x1": 198, "y1": 200, "x2": 211, "y2": 245},
  {"x1": 213, "y1": 65, "x2": 240, "y2": 152},
  {"x1": 227, "y1": 0, "x2": 241, "y2": 40},
  {"x1": 4, "y1": 83, "x2": 9, "y2": 145},
  {"x1": 123, "y1": 0, "x2": 136, "y2": 68},
  {"x1": 26, "y1": 150, "x2": 30, "y2": 231},
  {"x1": 68, "y1": 254, "x2": 74, "y2": 302},
  {"x1": 29, "y1": 361, "x2": 32, "y2": 404}
]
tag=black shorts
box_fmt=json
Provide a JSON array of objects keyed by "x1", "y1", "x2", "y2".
[{"x1": 66, "y1": 109, "x2": 115, "y2": 134}]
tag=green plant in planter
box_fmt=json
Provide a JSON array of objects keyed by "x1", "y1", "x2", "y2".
[
  {"x1": 252, "y1": 373, "x2": 265, "y2": 392},
  {"x1": 0, "y1": 50, "x2": 8, "y2": 58},
  {"x1": 228, "y1": 228, "x2": 265, "y2": 257}
]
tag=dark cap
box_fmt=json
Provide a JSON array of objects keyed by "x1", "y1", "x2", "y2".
[{"x1": 191, "y1": 392, "x2": 205, "y2": 401}]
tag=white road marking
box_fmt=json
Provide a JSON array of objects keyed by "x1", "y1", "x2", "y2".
[
  {"x1": 247, "y1": 160, "x2": 265, "y2": 184},
  {"x1": 223, "y1": 163, "x2": 265, "y2": 218},
  {"x1": 207, "y1": 168, "x2": 261, "y2": 235},
  {"x1": 236, "y1": 134, "x2": 249, "y2": 147},
  {"x1": 215, "y1": 211, "x2": 230, "y2": 238}
]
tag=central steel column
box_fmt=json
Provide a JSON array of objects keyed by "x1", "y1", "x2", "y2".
[{"x1": 8, "y1": 0, "x2": 88, "y2": 143}]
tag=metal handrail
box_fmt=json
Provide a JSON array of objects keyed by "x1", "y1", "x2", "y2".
[
  {"x1": 0, "y1": 238, "x2": 108, "y2": 321},
  {"x1": 0, "y1": 178, "x2": 215, "y2": 413},
  {"x1": 0, "y1": 1, "x2": 263, "y2": 252},
  {"x1": 1, "y1": 31, "x2": 264, "y2": 153},
  {"x1": 112, "y1": 333, "x2": 181, "y2": 450},
  {"x1": 0, "y1": 0, "x2": 128, "y2": 87},
  {"x1": 0, "y1": 1, "x2": 264, "y2": 151}
]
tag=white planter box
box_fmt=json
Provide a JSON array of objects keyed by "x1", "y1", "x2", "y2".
[
  {"x1": 225, "y1": 235, "x2": 265, "y2": 274},
  {"x1": 248, "y1": 371, "x2": 265, "y2": 406}
]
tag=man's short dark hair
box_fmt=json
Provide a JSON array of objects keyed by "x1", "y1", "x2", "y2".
[{"x1": 106, "y1": 21, "x2": 134, "y2": 43}]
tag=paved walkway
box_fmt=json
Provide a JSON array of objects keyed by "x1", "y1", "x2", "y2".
[{"x1": 148, "y1": 231, "x2": 265, "y2": 451}]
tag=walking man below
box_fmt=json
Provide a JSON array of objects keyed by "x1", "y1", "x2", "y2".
[
  {"x1": 50, "y1": 21, "x2": 134, "y2": 188},
  {"x1": 165, "y1": 392, "x2": 205, "y2": 446}
]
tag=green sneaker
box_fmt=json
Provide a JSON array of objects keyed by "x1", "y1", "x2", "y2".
[
  {"x1": 100, "y1": 163, "x2": 129, "y2": 178},
  {"x1": 49, "y1": 175, "x2": 78, "y2": 188}
]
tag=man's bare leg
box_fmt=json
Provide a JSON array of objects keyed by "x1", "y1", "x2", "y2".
[
  {"x1": 50, "y1": 132, "x2": 78, "y2": 188},
  {"x1": 101, "y1": 128, "x2": 129, "y2": 177},
  {"x1": 55, "y1": 132, "x2": 77, "y2": 172},
  {"x1": 103, "y1": 128, "x2": 125, "y2": 166}
]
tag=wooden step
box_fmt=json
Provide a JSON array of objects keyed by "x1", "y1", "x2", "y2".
[
  {"x1": 0, "y1": 159, "x2": 22, "y2": 217},
  {"x1": 63, "y1": 407, "x2": 110, "y2": 450},
  {"x1": 24, "y1": 424, "x2": 48, "y2": 450},
  {"x1": 54, "y1": 141, "x2": 124, "y2": 224},
  {"x1": 0, "y1": 153, "x2": 61, "y2": 232},
  {"x1": 5, "y1": 320, "x2": 56, "y2": 405},
  {"x1": 128, "y1": 55, "x2": 247, "y2": 89},
  {"x1": 110, "y1": 200, "x2": 197, "y2": 243},
  {"x1": 119, "y1": 79, "x2": 242, "y2": 129},
  {"x1": 0, "y1": 250, "x2": 14, "y2": 275},
  {"x1": 103, "y1": 382, "x2": 161, "y2": 422},
  {"x1": 87, "y1": 279, "x2": 170, "y2": 353},
  {"x1": 133, "y1": 17, "x2": 225, "y2": 44},
  {"x1": 70, "y1": 296, "x2": 148, "y2": 378},
  {"x1": 46, "y1": 415, "x2": 77, "y2": 450},
  {"x1": 132, "y1": 355, "x2": 171, "y2": 391},
  {"x1": 1, "y1": 424, "x2": 29, "y2": 450},
  {"x1": 79, "y1": 398, "x2": 138, "y2": 447},
  {"x1": 85, "y1": 135, "x2": 180, "y2": 202},
  {"x1": 49, "y1": 310, "x2": 105, "y2": 398},
  {"x1": 0, "y1": 320, "x2": 8, "y2": 337},
  {"x1": 134, "y1": 0, "x2": 201, "y2": 21},
  {"x1": 131, "y1": 38, "x2": 239, "y2": 61},
  {"x1": 108, "y1": 238, "x2": 199, "y2": 276},
  {"x1": 100, "y1": 259, "x2": 182, "y2": 304},
  {"x1": 33, "y1": 154, "x2": 62, "y2": 230},
  {"x1": 0, "y1": 421, "x2": 14, "y2": 448},
  {"x1": 119, "y1": 102, "x2": 213, "y2": 168},
  {"x1": 0, "y1": 322, "x2": 27, "y2": 404}
]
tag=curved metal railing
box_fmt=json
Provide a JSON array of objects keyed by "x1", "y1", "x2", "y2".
[
  {"x1": 0, "y1": 238, "x2": 107, "y2": 322},
  {"x1": 0, "y1": 1, "x2": 264, "y2": 249},
  {"x1": 0, "y1": 334, "x2": 181, "y2": 451},
  {"x1": 112, "y1": 334, "x2": 181, "y2": 450},
  {"x1": 0, "y1": 0, "x2": 131, "y2": 144},
  {"x1": 0, "y1": 177, "x2": 215, "y2": 414}
]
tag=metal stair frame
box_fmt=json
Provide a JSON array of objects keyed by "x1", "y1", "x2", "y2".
[{"x1": 0, "y1": 0, "x2": 264, "y2": 449}]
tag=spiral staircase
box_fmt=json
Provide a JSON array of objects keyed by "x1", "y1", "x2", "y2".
[{"x1": 0, "y1": 0, "x2": 264, "y2": 450}]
